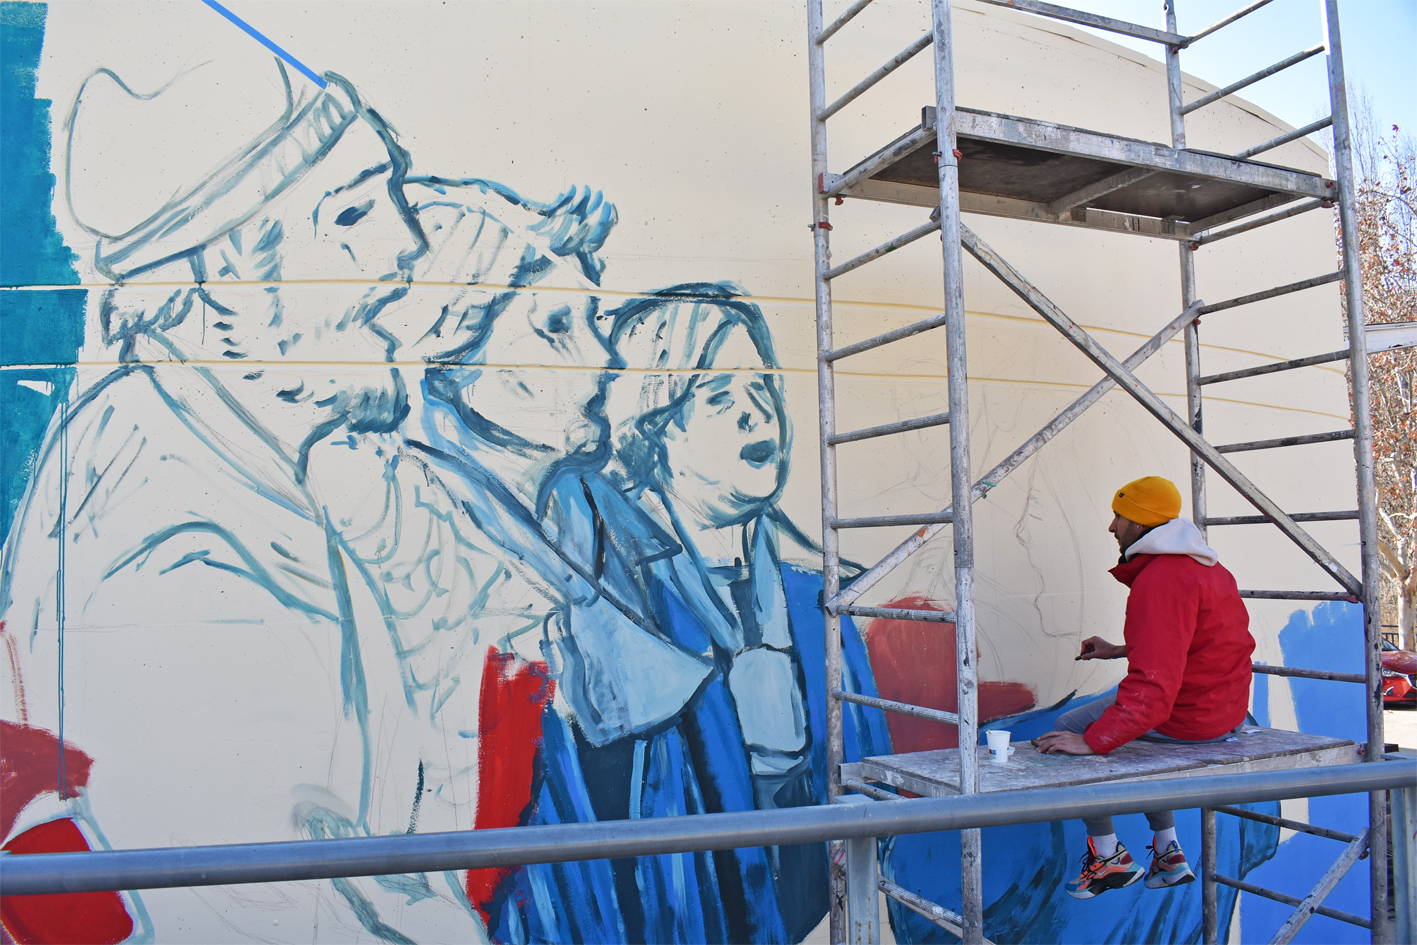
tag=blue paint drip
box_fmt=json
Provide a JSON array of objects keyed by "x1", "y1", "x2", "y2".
[
  {"x1": 0, "y1": 3, "x2": 86, "y2": 541},
  {"x1": 199, "y1": 0, "x2": 327, "y2": 89}
]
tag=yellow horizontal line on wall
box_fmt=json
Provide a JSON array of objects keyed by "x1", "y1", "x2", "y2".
[
  {"x1": 0, "y1": 362, "x2": 1350, "y2": 424},
  {"x1": 2, "y1": 283, "x2": 1345, "y2": 381}
]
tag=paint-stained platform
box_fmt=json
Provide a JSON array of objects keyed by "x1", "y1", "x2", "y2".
[
  {"x1": 822, "y1": 107, "x2": 1334, "y2": 242},
  {"x1": 840, "y1": 727, "x2": 1358, "y2": 798}
]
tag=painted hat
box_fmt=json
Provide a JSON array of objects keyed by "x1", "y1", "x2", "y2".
[{"x1": 65, "y1": 60, "x2": 360, "y2": 280}]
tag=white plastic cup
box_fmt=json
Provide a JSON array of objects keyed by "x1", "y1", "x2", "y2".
[{"x1": 986, "y1": 729, "x2": 1012, "y2": 764}]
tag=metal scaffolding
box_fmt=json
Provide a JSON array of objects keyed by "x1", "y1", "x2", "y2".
[{"x1": 806, "y1": 0, "x2": 1404, "y2": 942}]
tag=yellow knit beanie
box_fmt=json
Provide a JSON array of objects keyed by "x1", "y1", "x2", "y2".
[{"x1": 1112, "y1": 476, "x2": 1182, "y2": 527}]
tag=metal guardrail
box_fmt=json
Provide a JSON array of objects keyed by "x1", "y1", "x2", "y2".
[{"x1": 1, "y1": 760, "x2": 1410, "y2": 896}]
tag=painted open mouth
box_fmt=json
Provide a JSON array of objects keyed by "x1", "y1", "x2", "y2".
[{"x1": 740, "y1": 440, "x2": 776, "y2": 466}]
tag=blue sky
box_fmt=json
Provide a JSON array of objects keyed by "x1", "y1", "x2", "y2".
[{"x1": 1065, "y1": 0, "x2": 1414, "y2": 150}]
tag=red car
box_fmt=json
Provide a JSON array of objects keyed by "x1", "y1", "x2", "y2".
[{"x1": 1383, "y1": 639, "x2": 1417, "y2": 706}]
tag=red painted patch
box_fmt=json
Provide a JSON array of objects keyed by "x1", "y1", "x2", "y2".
[
  {"x1": 1, "y1": 722, "x2": 93, "y2": 841},
  {"x1": 1, "y1": 819, "x2": 133, "y2": 945},
  {"x1": 465, "y1": 651, "x2": 555, "y2": 925},
  {"x1": 864, "y1": 596, "x2": 1036, "y2": 753}
]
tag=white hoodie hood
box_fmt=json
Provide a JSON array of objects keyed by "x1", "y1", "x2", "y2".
[{"x1": 1124, "y1": 517, "x2": 1219, "y2": 567}]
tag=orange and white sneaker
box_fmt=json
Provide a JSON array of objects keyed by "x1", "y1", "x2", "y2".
[
  {"x1": 1144, "y1": 840, "x2": 1196, "y2": 888},
  {"x1": 1065, "y1": 838, "x2": 1145, "y2": 899}
]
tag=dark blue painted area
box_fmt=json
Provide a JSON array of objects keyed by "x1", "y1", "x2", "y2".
[
  {"x1": 0, "y1": 2, "x2": 85, "y2": 540},
  {"x1": 1236, "y1": 602, "x2": 1371, "y2": 943},
  {"x1": 884, "y1": 690, "x2": 1277, "y2": 944}
]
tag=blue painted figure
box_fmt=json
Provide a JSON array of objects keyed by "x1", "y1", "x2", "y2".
[{"x1": 477, "y1": 287, "x2": 893, "y2": 944}]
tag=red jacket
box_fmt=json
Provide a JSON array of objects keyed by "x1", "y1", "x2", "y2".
[{"x1": 1083, "y1": 552, "x2": 1254, "y2": 755}]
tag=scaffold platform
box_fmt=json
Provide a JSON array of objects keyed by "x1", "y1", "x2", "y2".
[
  {"x1": 842, "y1": 728, "x2": 1359, "y2": 798},
  {"x1": 826, "y1": 106, "x2": 1333, "y2": 240}
]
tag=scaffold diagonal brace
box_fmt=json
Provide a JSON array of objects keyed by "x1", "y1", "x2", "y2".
[
  {"x1": 959, "y1": 224, "x2": 1362, "y2": 598},
  {"x1": 830, "y1": 298, "x2": 1203, "y2": 611}
]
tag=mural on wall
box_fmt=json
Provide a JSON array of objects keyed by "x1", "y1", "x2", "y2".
[{"x1": 0, "y1": 3, "x2": 1371, "y2": 944}]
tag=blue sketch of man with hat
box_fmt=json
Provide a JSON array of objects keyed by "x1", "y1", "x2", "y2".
[{"x1": 0, "y1": 58, "x2": 484, "y2": 942}]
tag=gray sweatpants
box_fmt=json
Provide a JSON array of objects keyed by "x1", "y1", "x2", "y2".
[{"x1": 1055, "y1": 695, "x2": 1241, "y2": 838}]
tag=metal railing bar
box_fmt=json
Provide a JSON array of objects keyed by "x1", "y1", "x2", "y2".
[
  {"x1": 1198, "y1": 271, "x2": 1343, "y2": 315},
  {"x1": 815, "y1": 0, "x2": 873, "y2": 45},
  {"x1": 1252, "y1": 664, "x2": 1366, "y2": 684},
  {"x1": 1193, "y1": 198, "x2": 1325, "y2": 246},
  {"x1": 972, "y1": 0, "x2": 1185, "y2": 45},
  {"x1": 1213, "y1": 804, "x2": 1360, "y2": 843},
  {"x1": 1239, "y1": 590, "x2": 1358, "y2": 601},
  {"x1": 1270, "y1": 830, "x2": 1370, "y2": 943},
  {"x1": 833, "y1": 688, "x2": 960, "y2": 725},
  {"x1": 1214, "y1": 874, "x2": 1371, "y2": 929},
  {"x1": 829, "y1": 411, "x2": 951, "y2": 445},
  {"x1": 1198, "y1": 349, "x2": 1349, "y2": 385},
  {"x1": 1204, "y1": 510, "x2": 1358, "y2": 526},
  {"x1": 838, "y1": 605, "x2": 957, "y2": 623},
  {"x1": 959, "y1": 224, "x2": 1361, "y2": 597},
  {"x1": 830, "y1": 300, "x2": 1204, "y2": 610},
  {"x1": 825, "y1": 310, "x2": 947, "y2": 361},
  {"x1": 824, "y1": 124, "x2": 935, "y2": 199},
  {"x1": 879, "y1": 876, "x2": 972, "y2": 939},
  {"x1": 823, "y1": 218, "x2": 941, "y2": 281},
  {"x1": 843, "y1": 778, "x2": 904, "y2": 801},
  {"x1": 830, "y1": 512, "x2": 953, "y2": 529},
  {"x1": 1214, "y1": 429, "x2": 1354, "y2": 453},
  {"x1": 1181, "y1": 45, "x2": 1325, "y2": 116},
  {"x1": 1235, "y1": 116, "x2": 1334, "y2": 160},
  {"x1": 1181, "y1": 0, "x2": 1275, "y2": 47},
  {"x1": 0, "y1": 762, "x2": 1409, "y2": 896},
  {"x1": 819, "y1": 32, "x2": 933, "y2": 122}
]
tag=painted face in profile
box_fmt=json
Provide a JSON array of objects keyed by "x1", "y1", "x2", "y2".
[
  {"x1": 662, "y1": 324, "x2": 787, "y2": 525},
  {"x1": 300, "y1": 121, "x2": 426, "y2": 285}
]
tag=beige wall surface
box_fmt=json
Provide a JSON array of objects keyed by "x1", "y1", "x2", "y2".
[{"x1": 2, "y1": 2, "x2": 1356, "y2": 942}]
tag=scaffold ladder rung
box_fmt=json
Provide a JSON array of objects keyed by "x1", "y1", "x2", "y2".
[
  {"x1": 1235, "y1": 116, "x2": 1334, "y2": 160},
  {"x1": 879, "y1": 875, "x2": 976, "y2": 940},
  {"x1": 830, "y1": 512, "x2": 952, "y2": 529},
  {"x1": 1213, "y1": 875, "x2": 1371, "y2": 930},
  {"x1": 1193, "y1": 196, "x2": 1326, "y2": 246},
  {"x1": 1198, "y1": 349, "x2": 1350, "y2": 385},
  {"x1": 833, "y1": 689, "x2": 959, "y2": 726},
  {"x1": 837, "y1": 605, "x2": 956, "y2": 623},
  {"x1": 1204, "y1": 510, "x2": 1357, "y2": 526},
  {"x1": 1251, "y1": 663, "x2": 1366, "y2": 684},
  {"x1": 823, "y1": 218, "x2": 941, "y2": 281},
  {"x1": 824, "y1": 310, "x2": 948, "y2": 361},
  {"x1": 819, "y1": 31, "x2": 933, "y2": 122},
  {"x1": 814, "y1": 0, "x2": 873, "y2": 45},
  {"x1": 1214, "y1": 429, "x2": 1353, "y2": 453},
  {"x1": 829, "y1": 412, "x2": 950, "y2": 445},
  {"x1": 1180, "y1": 45, "x2": 1325, "y2": 116},
  {"x1": 1213, "y1": 804, "x2": 1361, "y2": 843},
  {"x1": 1238, "y1": 589, "x2": 1358, "y2": 601},
  {"x1": 1198, "y1": 270, "x2": 1343, "y2": 314},
  {"x1": 843, "y1": 778, "x2": 904, "y2": 801}
]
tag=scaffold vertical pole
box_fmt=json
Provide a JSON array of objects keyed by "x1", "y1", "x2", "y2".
[
  {"x1": 931, "y1": 0, "x2": 983, "y2": 940},
  {"x1": 808, "y1": 2, "x2": 849, "y2": 941},
  {"x1": 1202, "y1": 807, "x2": 1218, "y2": 945},
  {"x1": 1323, "y1": 2, "x2": 1391, "y2": 940},
  {"x1": 1165, "y1": 0, "x2": 1209, "y2": 539}
]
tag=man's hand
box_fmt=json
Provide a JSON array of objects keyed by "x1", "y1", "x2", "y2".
[
  {"x1": 1034, "y1": 731, "x2": 1095, "y2": 755},
  {"x1": 1076, "y1": 636, "x2": 1126, "y2": 661}
]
